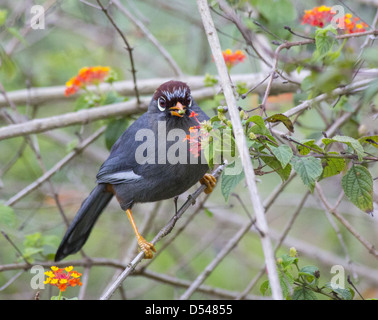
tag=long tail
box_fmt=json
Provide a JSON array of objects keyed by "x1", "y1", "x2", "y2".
[{"x1": 55, "y1": 184, "x2": 113, "y2": 261}]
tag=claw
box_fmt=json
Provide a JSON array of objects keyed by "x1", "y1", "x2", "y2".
[
  {"x1": 200, "y1": 173, "x2": 217, "y2": 194},
  {"x1": 137, "y1": 237, "x2": 156, "y2": 259}
]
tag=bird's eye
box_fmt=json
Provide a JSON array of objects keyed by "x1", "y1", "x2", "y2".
[
  {"x1": 187, "y1": 96, "x2": 193, "y2": 108},
  {"x1": 158, "y1": 97, "x2": 166, "y2": 111}
]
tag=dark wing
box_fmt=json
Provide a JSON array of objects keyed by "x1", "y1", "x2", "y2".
[{"x1": 96, "y1": 113, "x2": 149, "y2": 184}]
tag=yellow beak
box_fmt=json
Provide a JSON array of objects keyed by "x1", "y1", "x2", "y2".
[{"x1": 170, "y1": 102, "x2": 186, "y2": 117}]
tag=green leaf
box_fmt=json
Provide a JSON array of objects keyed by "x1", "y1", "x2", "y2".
[
  {"x1": 265, "y1": 113, "x2": 294, "y2": 133},
  {"x1": 252, "y1": 0, "x2": 297, "y2": 24},
  {"x1": 297, "y1": 139, "x2": 324, "y2": 155},
  {"x1": 221, "y1": 165, "x2": 245, "y2": 202},
  {"x1": 292, "y1": 286, "x2": 318, "y2": 300},
  {"x1": 104, "y1": 118, "x2": 128, "y2": 150},
  {"x1": 322, "y1": 135, "x2": 365, "y2": 161},
  {"x1": 7, "y1": 27, "x2": 27, "y2": 46},
  {"x1": 299, "y1": 265, "x2": 320, "y2": 285},
  {"x1": 261, "y1": 155, "x2": 292, "y2": 182},
  {"x1": 271, "y1": 145, "x2": 293, "y2": 169},
  {"x1": 279, "y1": 271, "x2": 294, "y2": 298},
  {"x1": 103, "y1": 91, "x2": 126, "y2": 105},
  {"x1": 359, "y1": 135, "x2": 378, "y2": 149},
  {"x1": 0, "y1": 204, "x2": 16, "y2": 228},
  {"x1": 247, "y1": 115, "x2": 271, "y2": 136},
  {"x1": 204, "y1": 208, "x2": 213, "y2": 217},
  {"x1": 260, "y1": 279, "x2": 270, "y2": 296},
  {"x1": 279, "y1": 253, "x2": 298, "y2": 269},
  {"x1": 291, "y1": 156, "x2": 323, "y2": 192},
  {"x1": 203, "y1": 73, "x2": 218, "y2": 87},
  {"x1": 0, "y1": 9, "x2": 8, "y2": 27},
  {"x1": 324, "y1": 282, "x2": 354, "y2": 300},
  {"x1": 314, "y1": 25, "x2": 337, "y2": 60},
  {"x1": 341, "y1": 165, "x2": 373, "y2": 214},
  {"x1": 320, "y1": 153, "x2": 346, "y2": 179}
]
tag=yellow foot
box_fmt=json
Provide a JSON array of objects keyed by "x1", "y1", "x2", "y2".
[
  {"x1": 137, "y1": 237, "x2": 156, "y2": 259},
  {"x1": 200, "y1": 173, "x2": 217, "y2": 194}
]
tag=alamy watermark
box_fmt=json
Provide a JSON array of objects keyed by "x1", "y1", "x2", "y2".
[
  {"x1": 132, "y1": 121, "x2": 242, "y2": 175},
  {"x1": 30, "y1": 5, "x2": 45, "y2": 30}
]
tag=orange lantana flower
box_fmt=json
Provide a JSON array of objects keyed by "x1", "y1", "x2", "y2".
[
  {"x1": 183, "y1": 111, "x2": 209, "y2": 158},
  {"x1": 222, "y1": 49, "x2": 246, "y2": 69},
  {"x1": 44, "y1": 266, "x2": 82, "y2": 292},
  {"x1": 65, "y1": 66, "x2": 111, "y2": 96},
  {"x1": 302, "y1": 6, "x2": 368, "y2": 34}
]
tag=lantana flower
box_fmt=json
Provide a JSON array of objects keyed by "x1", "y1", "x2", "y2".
[
  {"x1": 302, "y1": 6, "x2": 368, "y2": 34},
  {"x1": 222, "y1": 49, "x2": 246, "y2": 69},
  {"x1": 44, "y1": 266, "x2": 82, "y2": 293},
  {"x1": 184, "y1": 111, "x2": 210, "y2": 158},
  {"x1": 65, "y1": 66, "x2": 111, "y2": 96}
]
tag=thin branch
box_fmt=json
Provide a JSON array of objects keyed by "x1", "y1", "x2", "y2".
[
  {"x1": 196, "y1": 0, "x2": 282, "y2": 300},
  {"x1": 179, "y1": 217, "x2": 256, "y2": 300},
  {"x1": 111, "y1": 0, "x2": 183, "y2": 77},
  {"x1": 95, "y1": 0, "x2": 141, "y2": 104},
  {"x1": 5, "y1": 127, "x2": 106, "y2": 206},
  {"x1": 315, "y1": 184, "x2": 378, "y2": 258}
]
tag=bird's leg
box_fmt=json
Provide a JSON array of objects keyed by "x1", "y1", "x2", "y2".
[
  {"x1": 126, "y1": 209, "x2": 156, "y2": 259},
  {"x1": 200, "y1": 173, "x2": 217, "y2": 194}
]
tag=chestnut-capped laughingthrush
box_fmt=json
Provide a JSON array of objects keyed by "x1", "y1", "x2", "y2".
[{"x1": 55, "y1": 80, "x2": 217, "y2": 261}]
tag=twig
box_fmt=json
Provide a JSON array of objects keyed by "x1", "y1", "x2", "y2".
[
  {"x1": 179, "y1": 217, "x2": 255, "y2": 300},
  {"x1": 5, "y1": 127, "x2": 106, "y2": 206},
  {"x1": 196, "y1": 0, "x2": 283, "y2": 300},
  {"x1": 217, "y1": 0, "x2": 272, "y2": 68},
  {"x1": 315, "y1": 183, "x2": 378, "y2": 258},
  {"x1": 260, "y1": 29, "x2": 378, "y2": 113},
  {"x1": 99, "y1": 163, "x2": 227, "y2": 300},
  {"x1": 111, "y1": 0, "x2": 183, "y2": 77},
  {"x1": 95, "y1": 0, "x2": 141, "y2": 104}
]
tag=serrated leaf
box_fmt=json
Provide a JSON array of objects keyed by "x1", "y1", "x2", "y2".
[
  {"x1": 320, "y1": 153, "x2": 346, "y2": 179},
  {"x1": 271, "y1": 145, "x2": 293, "y2": 169},
  {"x1": 279, "y1": 271, "x2": 294, "y2": 298},
  {"x1": 359, "y1": 135, "x2": 378, "y2": 149},
  {"x1": 247, "y1": 115, "x2": 271, "y2": 136},
  {"x1": 221, "y1": 166, "x2": 245, "y2": 202},
  {"x1": 341, "y1": 165, "x2": 373, "y2": 213},
  {"x1": 291, "y1": 156, "x2": 323, "y2": 192},
  {"x1": 292, "y1": 286, "x2": 318, "y2": 300},
  {"x1": 314, "y1": 25, "x2": 337, "y2": 60},
  {"x1": 297, "y1": 139, "x2": 324, "y2": 155},
  {"x1": 261, "y1": 156, "x2": 292, "y2": 182},
  {"x1": 279, "y1": 254, "x2": 298, "y2": 269},
  {"x1": 265, "y1": 113, "x2": 294, "y2": 133},
  {"x1": 299, "y1": 265, "x2": 320, "y2": 285},
  {"x1": 260, "y1": 279, "x2": 270, "y2": 296},
  {"x1": 322, "y1": 135, "x2": 364, "y2": 161},
  {"x1": 324, "y1": 282, "x2": 354, "y2": 300}
]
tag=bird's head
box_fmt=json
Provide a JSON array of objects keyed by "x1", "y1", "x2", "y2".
[{"x1": 149, "y1": 80, "x2": 194, "y2": 121}]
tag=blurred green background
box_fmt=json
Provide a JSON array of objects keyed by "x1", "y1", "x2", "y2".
[{"x1": 0, "y1": 0, "x2": 377, "y2": 300}]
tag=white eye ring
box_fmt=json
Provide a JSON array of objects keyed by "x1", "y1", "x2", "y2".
[{"x1": 158, "y1": 97, "x2": 166, "y2": 112}]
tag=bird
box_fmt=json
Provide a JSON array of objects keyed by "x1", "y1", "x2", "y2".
[{"x1": 55, "y1": 80, "x2": 217, "y2": 261}]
